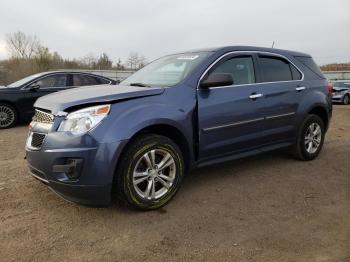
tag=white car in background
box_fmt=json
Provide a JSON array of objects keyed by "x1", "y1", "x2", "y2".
[{"x1": 332, "y1": 80, "x2": 350, "y2": 104}]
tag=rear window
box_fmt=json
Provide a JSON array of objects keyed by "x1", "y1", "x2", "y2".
[{"x1": 294, "y1": 56, "x2": 325, "y2": 79}]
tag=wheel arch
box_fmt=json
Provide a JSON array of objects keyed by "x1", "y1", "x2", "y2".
[
  {"x1": 120, "y1": 123, "x2": 192, "y2": 173},
  {"x1": 307, "y1": 105, "x2": 329, "y2": 130}
]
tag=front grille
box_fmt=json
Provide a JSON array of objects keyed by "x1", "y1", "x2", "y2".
[
  {"x1": 32, "y1": 109, "x2": 54, "y2": 123},
  {"x1": 31, "y1": 133, "x2": 46, "y2": 149}
]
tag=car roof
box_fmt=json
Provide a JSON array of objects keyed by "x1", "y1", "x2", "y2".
[
  {"x1": 38, "y1": 71, "x2": 113, "y2": 79},
  {"x1": 178, "y1": 45, "x2": 310, "y2": 57}
]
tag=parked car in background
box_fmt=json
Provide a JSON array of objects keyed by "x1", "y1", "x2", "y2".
[
  {"x1": 25, "y1": 46, "x2": 332, "y2": 210},
  {"x1": 332, "y1": 80, "x2": 350, "y2": 104},
  {"x1": 0, "y1": 71, "x2": 116, "y2": 128}
]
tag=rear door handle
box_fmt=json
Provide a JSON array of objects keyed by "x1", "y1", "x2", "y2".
[
  {"x1": 249, "y1": 93, "x2": 263, "y2": 100},
  {"x1": 296, "y1": 86, "x2": 306, "y2": 91}
]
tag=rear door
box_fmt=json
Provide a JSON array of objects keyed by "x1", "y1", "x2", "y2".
[
  {"x1": 256, "y1": 54, "x2": 304, "y2": 144},
  {"x1": 197, "y1": 53, "x2": 266, "y2": 160}
]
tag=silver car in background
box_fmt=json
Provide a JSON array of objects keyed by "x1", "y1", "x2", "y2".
[{"x1": 332, "y1": 80, "x2": 350, "y2": 104}]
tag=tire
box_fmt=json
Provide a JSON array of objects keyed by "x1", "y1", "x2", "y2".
[
  {"x1": 343, "y1": 95, "x2": 349, "y2": 105},
  {"x1": 292, "y1": 114, "x2": 325, "y2": 161},
  {"x1": 116, "y1": 134, "x2": 185, "y2": 210},
  {"x1": 0, "y1": 103, "x2": 18, "y2": 129}
]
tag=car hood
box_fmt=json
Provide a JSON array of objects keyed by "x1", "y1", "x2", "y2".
[{"x1": 34, "y1": 84, "x2": 165, "y2": 113}]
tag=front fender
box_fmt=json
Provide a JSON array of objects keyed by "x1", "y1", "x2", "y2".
[{"x1": 91, "y1": 92, "x2": 196, "y2": 146}]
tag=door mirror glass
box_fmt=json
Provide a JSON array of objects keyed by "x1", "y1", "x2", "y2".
[{"x1": 200, "y1": 73, "x2": 233, "y2": 88}]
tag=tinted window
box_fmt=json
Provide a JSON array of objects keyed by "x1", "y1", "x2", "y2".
[
  {"x1": 290, "y1": 64, "x2": 302, "y2": 80},
  {"x1": 259, "y1": 56, "x2": 293, "y2": 82},
  {"x1": 210, "y1": 56, "x2": 255, "y2": 85},
  {"x1": 36, "y1": 74, "x2": 68, "y2": 88},
  {"x1": 97, "y1": 78, "x2": 111, "y2": 84},
  {"x1": 295, "y1": 56, "x2": 325, "y2": 79},
  {"x1": 73, "y1": 74, "x2": 100, "y2": 86}
]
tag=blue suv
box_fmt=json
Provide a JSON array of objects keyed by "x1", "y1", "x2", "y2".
[{"x1": 25, "y1": 46, "x2": 333, "y2": 210}]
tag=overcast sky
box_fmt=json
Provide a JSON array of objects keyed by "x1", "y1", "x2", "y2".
[{"x1": 0, "y1": 0, "x2": 349, "y2": 65}]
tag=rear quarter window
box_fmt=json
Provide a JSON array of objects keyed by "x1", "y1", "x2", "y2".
[{"x1": 294, "y1": 56, "x2": 325, "y2": 79}]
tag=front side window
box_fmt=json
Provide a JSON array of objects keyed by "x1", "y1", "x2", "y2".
[
  {"x1": 209, "y1": 56, "x2": 256, "y2": 85},
  {"x1": 35, "y1": 74, "x2": 68, "y2": 88},
  {"x1": 120, "y1": 52, "x2": 212, "y2": 87},
  {"x1": 259, "y1": 56, "x2": 295, "y2": 82}
]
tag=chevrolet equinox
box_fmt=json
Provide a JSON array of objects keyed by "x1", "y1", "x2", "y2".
[{"x1": 25, "y1": 46, "x2": 333, "y2": 210}]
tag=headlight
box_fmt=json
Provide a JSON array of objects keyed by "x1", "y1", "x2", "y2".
[{"x1": 58, "y1": 105, "x2": 110, "y2": 135}]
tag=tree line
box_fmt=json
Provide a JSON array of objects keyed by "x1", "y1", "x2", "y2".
[{"x1": 0, "y1": 31, "x2": 147, "y2": 85}]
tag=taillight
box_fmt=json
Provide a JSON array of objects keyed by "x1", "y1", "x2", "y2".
[{"x1": 327, "y1": 81, "x2": 333, "y2": 95}]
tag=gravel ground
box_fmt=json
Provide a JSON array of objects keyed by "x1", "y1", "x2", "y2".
[{"x1": 0, "y1": 105, "x2": 349, "y2": 262}]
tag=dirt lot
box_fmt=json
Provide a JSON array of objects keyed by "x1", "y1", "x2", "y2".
[{"x1": 0, "y1": 105, "x2": 349, "y2": 262}]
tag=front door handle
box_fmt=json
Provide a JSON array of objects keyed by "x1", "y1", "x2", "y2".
[
  {"x1": 249, "y1": 93, "x2": 263, "y2": 100},
  {"x1": 296, "y1": 86, "x2": 306, "y2": 91}
]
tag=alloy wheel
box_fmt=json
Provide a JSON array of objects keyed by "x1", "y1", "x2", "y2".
[
  {"x1": 304, "y1": 122, "x2": 322, "y2": 154},
  {"x1": 0, "y1": 105, "x2": 15, "y2": 128},
  {"x1": 132, "y1": 149, "x2": 176, "y2": 200}
]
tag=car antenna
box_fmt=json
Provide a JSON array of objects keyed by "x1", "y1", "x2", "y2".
[{"x1": 271, "y1": 41, "x2": 275, "y2": 48}]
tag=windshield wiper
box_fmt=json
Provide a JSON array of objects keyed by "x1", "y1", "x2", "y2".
[{"x1": 129, "y1": 82, "x2": 150, "y2": 87}]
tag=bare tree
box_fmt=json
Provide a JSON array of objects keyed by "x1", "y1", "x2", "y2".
[
  {"x1": 6, "y1": 31, "x2": 40, "y2": 59},
  {"x1": 126, "y1": 52, "x2": 147, "y2": 70},
  {"x1": 96, "y1": 53, "x2": 112, "y2": 70},
  {"x1": 81, "y1": 53, "x2": 97, "y2": 69}
]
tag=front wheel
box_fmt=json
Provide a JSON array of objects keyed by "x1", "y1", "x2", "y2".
[
  {"x1": 292, "y1": 114, "x2": 325, "y2": 161},
  {"x1": 116, "y1": 134, "x2": 185, "y2": 210},
  {"x1": 343, "y1": 95, "x2": 349, "y2": 105}
]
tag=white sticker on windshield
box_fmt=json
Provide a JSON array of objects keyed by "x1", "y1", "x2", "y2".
[{"x1": 177, "y1": 55, "x2": 199, "y2": 60}]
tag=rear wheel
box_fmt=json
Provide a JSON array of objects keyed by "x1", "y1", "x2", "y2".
[
  {"x1": 0, "y1": 103, "x2": 17, "y2": 129},
  {"x1": 343, "y1": 95, "x2": 349, "y2": 105},
  {"x1": 116, "y1": 134, "x2": 185, "y2": 210},
  {"x1": 292, "y1": 114, "x2": 325, "y2": 161}
]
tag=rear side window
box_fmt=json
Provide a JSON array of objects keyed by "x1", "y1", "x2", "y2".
[
  {"x1": 210, "y1": 56, "x2": 256, "y2": 85},
  {"x1": 97, "y1": 78, "x2": 111, "y2": 84},
  {"x1": 73, "y1": 74, "x2": 100, "y2": 86},
  {"x1": 294, "y1": 56, "x2": 325, "y2": 79},
  {"x1": 259, "y1": 56, "x2": 293, "y2": 82}
]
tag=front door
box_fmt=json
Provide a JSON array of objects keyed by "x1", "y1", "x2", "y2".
[
  {"x1": 24, "y1": 73, "x2": 68, "y2": 116},
  {"x1": 197, "y1": 53, "x2": 266, "y2": 160}
]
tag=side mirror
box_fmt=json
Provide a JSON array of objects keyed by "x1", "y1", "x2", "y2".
[
  {"x1": 200, "y1": 73, "x2": 233, "y2": 89},
  {"x1": 29, "y1": 83, "x2": 40, "y2": 91}
]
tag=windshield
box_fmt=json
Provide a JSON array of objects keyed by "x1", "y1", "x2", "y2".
[
  {"x1": 121, "y1": 52, "x2": 212, "y2": 87},
  {"x1": 333, "y1": 82, "x2": 350, "y2": 88},
  {"x1": 7, "y1": 73, "x2": 44, "y2": 88}
]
